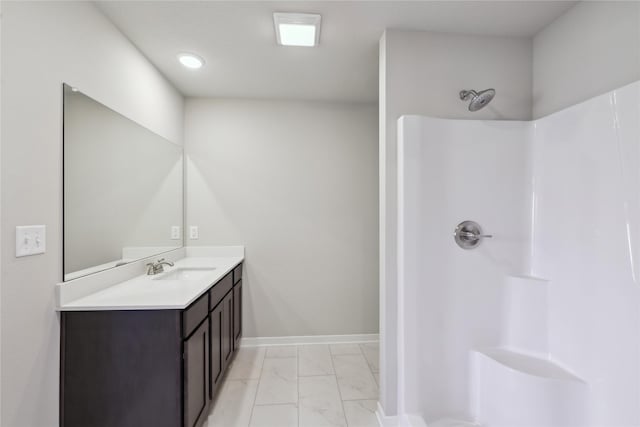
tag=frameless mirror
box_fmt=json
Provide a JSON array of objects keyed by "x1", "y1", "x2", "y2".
[{"x1": 63, "y1": 84, "x2": 183, "y2": 281}]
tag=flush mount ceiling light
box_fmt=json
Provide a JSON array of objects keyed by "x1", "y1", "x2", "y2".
[
  {"x1": 177, "y1": 53, "x2": 205, "y2": 69},
  {"x1": 273, "y1": 13, "x2": 321, "y2": 47}
]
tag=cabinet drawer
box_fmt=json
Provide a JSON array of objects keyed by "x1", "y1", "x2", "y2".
[
  {"x1": 233, "y1": 263, "x2": 243, "y2": 284},
  {"x1": 209, "y1": 272, "x2": 233, "y2": 311},
  {"x1": 183, "y1": 293, "x2": 209, "y2": 338}
]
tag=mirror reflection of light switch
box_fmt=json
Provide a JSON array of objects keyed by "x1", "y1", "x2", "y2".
[
  {"x1": 16, "y1": 225, "x2": 46, "y2": 257},
  {"x1": 171, "y1": 226, "x2": 181, "y2": 240},
  {"x1": 189, "y1": 226, "x2": 199, "y2": 240}
]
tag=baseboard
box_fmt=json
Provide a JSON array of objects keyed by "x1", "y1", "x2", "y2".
[
  {"x1": 240, "y1": 333, "x2": 379, "y2": 347},
  {"x1": 376, "y1": 401, "x2": 400, "y2": 427}
]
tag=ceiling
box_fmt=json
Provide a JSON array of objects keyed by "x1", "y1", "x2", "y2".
[{"x1": 97, "y1": 1, "x2": 577, "y2": 103}]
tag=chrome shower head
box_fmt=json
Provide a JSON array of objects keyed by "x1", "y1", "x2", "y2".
[{"x1": 459, "y1": 88, "x2": 495, "y2": 111}]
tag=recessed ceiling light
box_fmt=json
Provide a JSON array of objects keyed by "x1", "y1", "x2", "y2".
[
  {"x1": 273, "y1": 13, "x2": 321, "y2": 47},
  {"x1": 177, "y1": 53, "x2": 204, "y2": 69}
]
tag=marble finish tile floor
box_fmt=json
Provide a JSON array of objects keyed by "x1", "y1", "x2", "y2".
[{"x1": 205, "y1": 342, "x2": 380, "y2": 427}]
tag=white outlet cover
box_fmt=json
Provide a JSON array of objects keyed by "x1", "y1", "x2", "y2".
[
  {"x1": 171, "y1": 226, "x2": 181, "y2": 240},
  {"x1": 190, "y1": 226, "x2": 199, "y2": 239},
  {"x1": 16, "y1": 225, "x2": 46, "y2": 257}
]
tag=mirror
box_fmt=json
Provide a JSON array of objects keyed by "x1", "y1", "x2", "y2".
[{"x1": 63, "y1": 84, "x2": 183, "y2": 281}]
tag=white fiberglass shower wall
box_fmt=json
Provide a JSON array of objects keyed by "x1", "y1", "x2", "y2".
[{"x1": 397, "y1": 81, "x2": 640, "y2": 427}]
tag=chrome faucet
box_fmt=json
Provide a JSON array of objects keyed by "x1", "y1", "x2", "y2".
[{"x1": 146, "y1": 258, "x2": 175, "y2": 275}]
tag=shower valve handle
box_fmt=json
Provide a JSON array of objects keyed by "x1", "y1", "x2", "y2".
[
  {"x1": 460, "y1": 231, "x2": 493, "y2": 240},
  {"x1": 454, "y1": 221, "x2": 492, "y2": 249}
]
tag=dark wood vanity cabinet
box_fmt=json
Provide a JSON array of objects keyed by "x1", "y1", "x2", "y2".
[
  {"x1": 233, "y1": 263, "x2": 243, "y2": 350},
  {"x1": 60, "y1": 262, "x2": 243, "y2": 427},
  {"x1": 184, "y1": 318, "x2": 210, "y2": 427},
  {"x1": 209, "y1": 302, "x2": 224, "y2": 398},
  {"x1": 221, "y1": 291, "x2": 234, "y2": 370},
  {"x1": 208, "y1": 264, "x2": 242, "y2": 396},
  {"x1": 233, "y1": 280, "x2": 242, "y2": 349}
]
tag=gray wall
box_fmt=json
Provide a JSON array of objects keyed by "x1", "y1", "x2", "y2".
[
  {"x1": 533, "y1": 1, "x2": 640, "y2": 118},
  {"x1": 379, "y1": 29, "x2": 533, "y2": 416},
  {"x1": 185, "y1": 98, "x2": 379, "y2": 338},
  {"x1": 0, "y1": 2, "x2": 183, "y2": 425}
]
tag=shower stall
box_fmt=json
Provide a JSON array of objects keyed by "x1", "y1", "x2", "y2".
[{"x1": 397, "y1": 81, "x2": 640, "y2": 427}]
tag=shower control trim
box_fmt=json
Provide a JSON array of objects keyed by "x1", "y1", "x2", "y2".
[{"x1": 454, "y1": 220, "x2": 492, "y2": 249}]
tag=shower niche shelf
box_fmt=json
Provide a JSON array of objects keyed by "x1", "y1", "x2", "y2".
[
  {"x1": 472, "y1": 347, "x2": 586, "y2": 427},
  {"x1": 470, "y1": 274, "x2": 586, "y2": 427}
]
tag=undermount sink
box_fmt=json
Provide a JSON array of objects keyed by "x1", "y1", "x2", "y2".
[{"x1": 153, "y1": 267, "x2": 216, "y2": 281}]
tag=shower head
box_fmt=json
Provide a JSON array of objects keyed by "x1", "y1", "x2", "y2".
[{"x1": 459, "y1": 88, "x2": 495, "y2": 111}]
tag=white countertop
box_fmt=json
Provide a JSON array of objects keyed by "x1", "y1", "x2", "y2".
[{"x1": 58, "y1": 256, "x2": 243, "y2": 311}]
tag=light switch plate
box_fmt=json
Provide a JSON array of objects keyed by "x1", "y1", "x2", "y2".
[
  {"x1": 171, "y1": 226, "x2": 181, "y2": 240},
  {"x1": 189, "y1": 226, "x2": 199, "y2": 240},
  {"x1": 16, "y1": 225, "x2": 46, "y2": 257}
]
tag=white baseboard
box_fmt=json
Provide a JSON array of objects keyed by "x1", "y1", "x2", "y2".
[
  {"x1": 376, "y1": 401, "x2": 400, "y2": 427},
  {"x1": 240, "y1": 333, "x2": 379, "y2": 347}
]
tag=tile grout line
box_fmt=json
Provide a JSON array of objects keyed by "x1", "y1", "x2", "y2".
[
  {"x1": 247, "y1": 348, "x2": 267, "y2": 427},
  {"x1": 364, "y1": 344, "x2": 381, "y2": 400},
  {"x1": 253, "y1": 402, "x2": 300, "y2": 407},
  {"x1": 340, "y1": 345, "x2": 378, "y2": 426},
  {"x1": 298, "y1": 373, "x2": 348, "y2": 378},
  {"x1": 341, "y1": 345, "x2": 379, "y2": 402},
  {"x1": 329, "y1": 348, "x2": 350, "y2": 427},
  {"x1": 359, "y1": 343, "x2": 381, "y2": 394},
  {"x1": 328, "y1": 343, "x2": 366, "y2": 357},
  {"x1": 341, "y1": 397, "x2": 380, "y2": 402},
  {"x1": 359, "y1": 343, "x2": 377, "y2": 376},
  {"x1": 211, "y1": 344, "x2": 378, "y2": 427}
]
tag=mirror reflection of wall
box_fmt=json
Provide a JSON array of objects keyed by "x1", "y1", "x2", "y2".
[{"x1": 63, "y1": 84, "x2": 183, "y2": 281}]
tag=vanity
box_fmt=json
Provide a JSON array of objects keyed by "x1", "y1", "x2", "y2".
[
  {"x1": 58, "y1": 85, "x2": 244, "y2": 427},
  {"x1": 58, "y1": 255, "x2": 243, "y2": 427}
]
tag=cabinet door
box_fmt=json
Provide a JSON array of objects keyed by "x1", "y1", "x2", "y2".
[
  {"x1": 184, "y1": 320, "x2": 210, "y2": 427},
  {"x1": 210, "y1": 303, "x2": 223, "y2": 399},
  {"x1": 233, "y1": 281, "x2": 242, "y2": 350},
  {"x1": 221, "y1": 292, "x2": 234, "y2": 369}
]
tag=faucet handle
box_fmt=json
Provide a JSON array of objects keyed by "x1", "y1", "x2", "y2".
[
  {"x1": 146, "y1": 262, "x2": 155, "y2": 275},
  {"x1": 157, "y1": 258, "x2": 165, "y2": 263}
]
